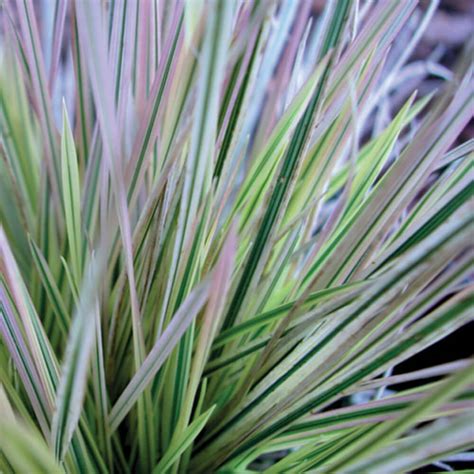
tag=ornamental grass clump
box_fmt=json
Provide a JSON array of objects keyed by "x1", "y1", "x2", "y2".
[{"x1": 0, "y1": 0, "x2": 473, "y2": 472}]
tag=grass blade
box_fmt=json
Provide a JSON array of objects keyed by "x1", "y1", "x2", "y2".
[{"x1": 61, "y1": 103, "x2": 82, "y2": 284}]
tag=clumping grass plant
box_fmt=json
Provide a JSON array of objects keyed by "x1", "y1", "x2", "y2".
[{"x1": 0, "y1": 0, "x2": 473, "y2": 472}]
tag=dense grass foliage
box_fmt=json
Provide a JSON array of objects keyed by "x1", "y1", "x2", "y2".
[{"x1": 0, "y1": 0, "x2": 473, "y2": 472}]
